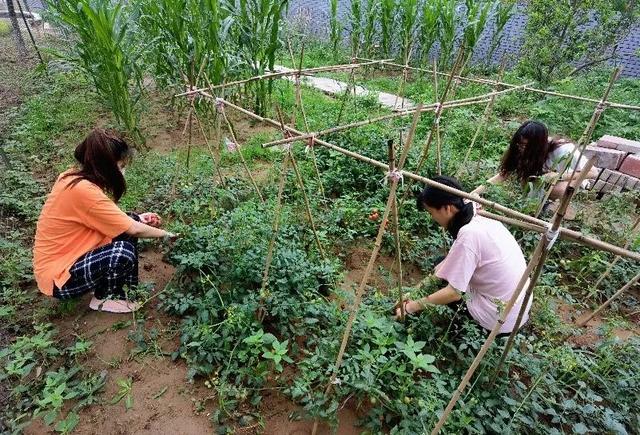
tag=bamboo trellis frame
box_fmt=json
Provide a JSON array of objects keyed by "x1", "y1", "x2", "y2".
[
  {"x1": 355, "y1": 57, "x2": 640, "y2": 111},
  {"x1": 178, "y1": 59, "x2": 640, "y2": 433}
]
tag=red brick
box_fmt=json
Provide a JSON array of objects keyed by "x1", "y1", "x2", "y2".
[
  {"x1": 583, "y1": 145, "x2": 626, "y2": 169},
  {"x1": 600, "y1": 169, "x2": 640, "y2": 191},
  {"x1": 597, "y1": 135, "x2": 640, "y2": 154},
  {"x1": 619, "y1": 154, "x2": 640, "y2": 178}
]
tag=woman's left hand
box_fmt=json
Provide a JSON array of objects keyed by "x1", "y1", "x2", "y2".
[{"x1": 140, "y1": 212, "x2": 162, "y2": 227}]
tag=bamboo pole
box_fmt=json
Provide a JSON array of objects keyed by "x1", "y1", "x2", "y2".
[
  {"x1": 220, "y1": 107, "x2": 264, "y2": 202},
  {"x1": 311, "y1": 106, "x2": 423, "y2": 435},
  {"x1": 457, "y1": 63, "x2": 506, "y2": 176},
  {"x1": 274, "y1": 106, "x2": 326, "y2": 259},
  {"x1": 175, "y1": 59, "x2": 394, "y2": 97},
  {"x1": 431, "y1": 184, "x2": 578, "y2": 435},
  {"x1": 400, "y1": 47, "x2": 466, "y2": 204},
  {"x1": 590, "y1": 217, "x2": 640, "y2": 294},
  {"x1": 577, "y1": 271, "x2": 640, "y2": 327},
  {"x1": 214, "y1": 98, "x2": 640, "y2": 262},
  {"x1": 433, "y1": 59, "x2": 442, "y2": 175},
  {"x1": 191, "y1": 103, "x2": 226, "y2": 187},
  {"x1": 260, "y1": 91, "x2": 514, "y2": 148},
  {"x1": 16, "y1": 0, "x2": 44, "y2": 67},
  {"x1": 534, "y1": 67, "x2": 621, "y2": 218},
  {"x1": 288, "y1": 41, "x2": 326, "y2": 200},
  {"x1": 492, "y1": 158, "x2": 596, "y2": 382},
  {"x1": 257, "y1": 152, "x2": 291, "y2": 321},
  {"x1": 354, "y1": 58, "x2": 640, "y2": 111},
  {"x1": 389, "y1": 139, "x2": 405, "y2": 320}
]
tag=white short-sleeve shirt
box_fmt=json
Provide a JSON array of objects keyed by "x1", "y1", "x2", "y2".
[{"x1": 434, "y1": 216, "x2": 531, "y2": 333}]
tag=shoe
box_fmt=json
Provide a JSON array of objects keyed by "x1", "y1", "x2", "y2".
[{"x1": 89, "y1": 297, "x2": 141, "y2": 313}]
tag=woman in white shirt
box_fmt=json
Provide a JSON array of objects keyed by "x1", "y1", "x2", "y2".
[{"x1": 473, "y1": 120, "x2": 599, "y2": 199}]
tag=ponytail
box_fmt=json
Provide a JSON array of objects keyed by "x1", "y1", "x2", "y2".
[{"x1": 416, "y1": 175, "x2": 474, "y2": 238}]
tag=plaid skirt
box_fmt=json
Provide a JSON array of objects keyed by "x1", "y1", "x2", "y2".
[{"x1": 53, "y1": 214, "x2": 139, "y2": 300}]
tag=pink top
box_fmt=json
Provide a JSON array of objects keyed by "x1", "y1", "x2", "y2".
[{"x1": 435, "y1": 215, "x2": 531, "y2": 333}]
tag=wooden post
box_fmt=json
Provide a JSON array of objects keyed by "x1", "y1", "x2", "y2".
[
  {"x1": 577, "y1": 271, "x2": 640, "y2": 327},
  {"x1": 310, "y1": 106, "x2": 423, "y2": 435},
  {"x1": 492, "y1": 158, "x2": 595, "y2": 382},
  {"x1": 431, "y1": 182, "x2": 579, "y2": 435}
]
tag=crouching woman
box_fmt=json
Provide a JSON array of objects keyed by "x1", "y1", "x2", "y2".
[
  {"x1": 396, "y1": 176, "x2": 532, "y2": 335},
  {"x1": 33, "y1": 129, "x2": 176, "y2": 313}
]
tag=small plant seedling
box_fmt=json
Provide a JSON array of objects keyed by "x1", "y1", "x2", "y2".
[{"x1": 111, "y1": 378, "x2": 134, "y2": 411}]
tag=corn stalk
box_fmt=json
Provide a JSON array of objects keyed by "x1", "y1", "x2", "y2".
[
  {"x1": 419, "y1": 0, "x2": 440, "y2": 66},
  {"x1": 349, "y1": 0, "x2": 363, "y2": 57},
  {"x1": 46, "y1": 0, "x2": 144, "y2": 143},
  {"x1": 362, "y1": 0, "x2": 378, "y2": 58},
  {"x1": 329, "y1": 0, "x2": 341, "y2": 58},
  {"x1": 380, "y1": 0, "x2": 396, "y2": 58},
  {"x1": 437, "y1": 0, "x2": 457, "y2": 67}
]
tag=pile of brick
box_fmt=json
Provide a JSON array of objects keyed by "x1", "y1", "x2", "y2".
[{"x1": 584, "y1": 135, "x2": 640, "y2": 194}]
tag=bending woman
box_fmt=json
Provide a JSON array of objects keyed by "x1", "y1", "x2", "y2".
[
  {"x1": 396, "y1": 176, "x2": 532, "y2": 335},
  {"x1": 33, "y1": 129, "x2": 176, "y2": 313},
  {"x1": 473, "y1": 120, "x2": 599, "y2": 198}
]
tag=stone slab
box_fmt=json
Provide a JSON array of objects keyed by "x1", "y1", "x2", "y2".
[
  {"x1": 583, "y1": 145, "x2": 627, "y2": 170},
  {"x1": 597, "y1": 135, "x2": 640, "y2": 154},
  {"x1": 274, "y1": 65, "x2": 415, "y2": 111}
]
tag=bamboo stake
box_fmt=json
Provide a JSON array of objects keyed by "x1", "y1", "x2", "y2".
[
  {"x1": 432, "y1": 184, "x2": 577, "y2": 435},
  {"x1": 492, "y1": 158, "x2": 596, "y2": 381},
  {"x1": 433, "y1": 59, "x2": 442, "y2": 175},
  {"x1": 191, "y1": 104, "x2": 226, "y2": 187},
  {"x1": 457, "y1": 63, "x2": 506, "y2": 176},
  {"x1": 214, "y1": 98, "x2": 640, "y2": 262},
  {"x1": 354, "y1": 58, "x2": 640, "y2": 111},
  {"x1": 175, "y1": 59, "x2": 394, "y2": 97},
  {"x1": 534, "y1": 67, "x2": 621, "y2": 218},
  {"x1": 577, "y1": 271, "x2": 640, "y2": 327},
  {"x1": 289, "y1": 41, "x2": 326, "y2": 200},
  {"x1": 590, "y1": 217, "x2": 640, "y2": 295},
  {"x1": 275, "y1": 107, "x2": 326, "y2": 259},
  {"x1": 220, "y1": 108, "x2": 264, "y2": 202},
  {"x1": 400, "y1": 47, "x2": 466, "y2": 204},
  {"x1": 258, "y1": 152, "x2": 291, "y2": 321},
  {"x1": 311, "y1": 106, "x2": 423, "y2": 435},
  {"x1": 390, "y1": 139, "x2": 405, "y2": 320},
  {"x1": 16, "y1": 0, "x2": 44, "y2": 67}
]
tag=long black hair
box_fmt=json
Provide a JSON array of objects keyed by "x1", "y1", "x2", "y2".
[
  {"x1": 416, "y1": 175, "x2": 474, "y2": 239},
  {"x1": 63, "y1": 129, "x2": 132, "y2": 202},
  {"x1": 499, "y1": 120, "x2": 553, "y2": 182}
]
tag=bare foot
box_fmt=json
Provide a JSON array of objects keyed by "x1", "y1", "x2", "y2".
[{"x1": 89, "y1": 297, "x2": 141, "y2": 313}]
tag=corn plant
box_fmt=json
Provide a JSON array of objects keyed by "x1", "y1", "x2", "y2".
[
  {"x1": 462, "y1": 0, "x2": 494, "y2": 63},
  {"x1": 380, "y1": 0, "x2": 396, "y2": 58},
  {"x1": 225, "y1": 0, "x2": 289, "y2": 115},
  {"x1": 398, "y1": 0, "x2": 419, "y2": 63},
  {"x1": 329, "y1": 0, "x2": 341, "y2": 59},
  {"x1": 45, "y1": 0, "x2": 143, "y2": 143},
  {"x1": 362, "y1": 0, "x2": 378, "y2": 57},
  {"x1": 418, "y1": 0, "x2": 440, "y2": 65},
  {"x1": 135, "y1": 0, "x2": 234, "y2": 92},
  {"x1": 349, "y1": 0, "x2": 363, "y2": 57},
  {"x1": 437, "y1": 0, "x2": 457, "y2": 67},
  {"x1": 486, "y1": 0, "x2": 515, "y2": 63}
]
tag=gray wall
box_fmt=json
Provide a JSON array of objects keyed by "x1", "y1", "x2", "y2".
[{"x1": 287, "y1": 0, "x2": 640, "y2": 78}]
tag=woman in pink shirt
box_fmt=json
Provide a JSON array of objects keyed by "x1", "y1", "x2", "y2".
[{"x1": 396, "y1": 176, "x2": 532, "y2": 335}]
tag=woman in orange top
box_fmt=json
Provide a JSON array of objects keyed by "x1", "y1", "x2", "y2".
[{"x1": 33, "y1": 129, "x2": 176, "y2": 313}]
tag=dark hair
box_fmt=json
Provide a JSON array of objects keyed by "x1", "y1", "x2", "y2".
[
  {"x1": 63, "y1": 129, "x2": 132, "y2": 202},
  {"x1": 416, "y1": 175, "x2": 474, "y2": 238},
  {"x1": 499, "y1": 120, "x2": 553, "y2": 183}
]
